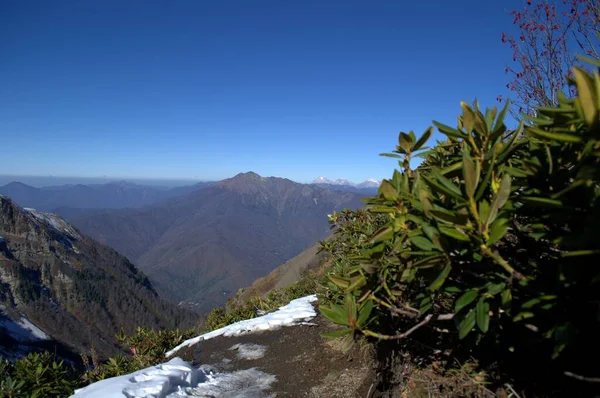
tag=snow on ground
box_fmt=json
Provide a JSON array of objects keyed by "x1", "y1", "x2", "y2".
[
  {"x1": 72, "y1": 359, "x2": 279, "y2": 398},
  {"x1": 229, "y1": 343, "x2": 267, "y2": 360},
  {"x1": 70, "y1": 357, "x2": 203, "y2": 398},
  {"x1": 190, "y1": 366, "x2": 276, "y2": 398},
  {"x1": 71, "y1": 295, "x2": 318, "y2": 397},
  {"x1": 0, "y1": 315, "x2": 50, "y2": 342},
  {"x1": 23, "y1": 207, "x2": 81, "y2": 239},
  {"x1": 166, "y1": 294, "x2": 318, "y2": 357}
]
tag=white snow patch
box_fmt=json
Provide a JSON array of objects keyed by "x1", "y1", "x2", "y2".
[
  {"x1": 73, "y1": 295, "x2": 316, "y2": 397},
  {"x1": 188, "y1": 366, "x2": 276, "y2": 398},
  {"x1": 70, "y1": 357, "x2": 203, "y2": 398},
  {"x1": 70, "y1": 359, "x2": 277, "y2": 398},
  {"x1": 229, "y1": 343, "x2": 267, "y2": 360},
  {"x1": 166, "y1": 294, "x2": 318, "y2": 357},
  {"x1": 23, "y1": 207, "x2": 81, "y2": 239},
  {"x1": 0, "y1": 316, "x2": 50, "y2": 342}
]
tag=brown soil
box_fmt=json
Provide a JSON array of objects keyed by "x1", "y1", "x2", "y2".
[{"x1": 176, "y1": 315, "x2": 375, "y2": 397}]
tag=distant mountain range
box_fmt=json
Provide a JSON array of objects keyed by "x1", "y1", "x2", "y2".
[
  {"x1": 0, "y1": 195, "x2": 195, "y2": 360},
  {"x1": 0, "y1": 172, "x2": 372, "y2": 315},
  {"x1": 0, "y1": 180, "x2": 215, "y2": 215},
  {"x1": 67, "y1": 172, "x2": 366, "y2": 312}
]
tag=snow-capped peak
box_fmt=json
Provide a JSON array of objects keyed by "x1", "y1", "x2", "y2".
[
  {"x1": 312, "y1": 177, "x2": 353, "y2": 186},
  {"x1": 313, "y1": 177, "x2": 381, "y2": 188},
  {"x1": 356, "y1": 179, "x2": 381, "y2": 189}
]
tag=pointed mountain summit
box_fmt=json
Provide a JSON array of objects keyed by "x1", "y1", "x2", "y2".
[{"x1": 69, "y1": 172, "x2": 366, "y2": 311}]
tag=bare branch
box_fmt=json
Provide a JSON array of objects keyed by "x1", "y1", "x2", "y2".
[
  {"x1": 564, "y1": 371, "x2": 600, "y2": 383},
  {"x1": 363, "y1": 313, "x2": 454, "y2": 340}
]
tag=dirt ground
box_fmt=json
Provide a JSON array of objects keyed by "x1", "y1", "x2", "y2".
[{"x1": 176, "y1": 315, "x2": 376, "y2": 397}]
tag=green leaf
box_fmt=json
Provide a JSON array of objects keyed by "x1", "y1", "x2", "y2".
[
  {"x1": 439, "y1": 226, "x2": 470, "y2": 241},
  {"x1": 458, "y1": 309, "x2": 476, "y2": 339},
  {"x1": 379, "y1": 153, "x2": 403, "y2": 159},
  {"x1": 487, "y1": 217, "x2": 509, "y2": 245},
  {"x1": 487, "y1": 282, "x2": 506, "y2": 295},
  {"x1": 410, "y1": 235, "x2": 436, "y2": 251},
  {"x1": 573, "y1": 66, "x2": 598, "y2": 126},
  {"x1": 455, "y1": 290, "x2": 478, "y2": 313},
  {"x1": 461, "y1": 101, "x2": 475, "y2": 133},
  {"x1": 399, "y1": 132, "x2": 413, "y2": 151},
  {"x1": 412, "y1": 255, "x2": 446, "y2": 268},
  {"x1": 478, "y1": 200, "x2": 490, "y2": 223},
  {"x1": 392, "y1": 169, "x2": 402, "y2": 189},
  {"x1": 319, "y1": 305, "x2": 349, "y2": 326},
  {"x1": 419, "y1": 295, "x2": 433, "y2": 313},
  {"x1": 562, "y1": 249, "x2": 600, "y2": 257},
  {"x1": 346, "y1": 275, "x2": 367, "y2": 292},
  {"x1": 476, "y1": 298, "x2": 490, "y2": 333},
  {"x1": 520, "y1": 197, "x2": 563, "y2": 208},
  {"x1": 357, "y1": 299, "x2": 374, "y2": 328},
  {"x1": 463, "y1": 152, "x2": 478, "y2": 198},
  {"x1": 501, "y1": 289, "x2": 512, "y2": 311},
  {"x1": 435, "y1": 173, "x2": 463, "y2": 197},
  {"x1": 513, "y1": 312, "x2": 534, "y2": 322},
  {"x1": 321, "y1": 328, "x2": 354, "y2": 339},
  {"x1": 526, "y1": 126, "x2": 582, "y2": 143},
  {"x1": 378, "y1": 180, "x2": 398, "y2": 200},
  {"x1": 423, "y1": 176, "x2": 463, "y2": 201},
  {"x1": 474, "y1": 151, "x2": 497, "y2": 202},
  {"x1": 575, "y1": 54, "x2": 600, "y2": 67},
  {"x1": 345, "y1": 294, "x2": 358, "y2": 327},
  {"x1": 486, "y1": 174, "x2": 511, "y2": 227},
  {"x1": 429, "y1": 263, "x2": 451, "y2": 291},
  {"x1": 433, "y1": 120, "x2": 467, "y2": 138},
  {"x1": 369, "y1": 226, "x2": 394, "y2": 244},
  {"x1": 439, "y1": 161, "x2": 462, "y2": 176},
  {"x1": 430, "y1": 209, "x2": 469, "y2": 226},
  {"x1": 328, "y1": 275, "x2": 350, "y2": 288},
  {"x1": 413, "y1": 127, "x2": 433, "y2": 151},
  {"x1": 492, "y1": 100, "x2": 510, "y2": 141}
]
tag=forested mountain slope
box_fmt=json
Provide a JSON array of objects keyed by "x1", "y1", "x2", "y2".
[
  {"x1": 69, "y1": 172, "x2": 365, "y2": 311},
  {"x1": 0, "y1": 195, "x2": 195, "y2": 359}
]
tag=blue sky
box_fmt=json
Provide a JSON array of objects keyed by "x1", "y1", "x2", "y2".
[{"x1": 1, "y1": 0, "x2": 521, "y2": 184}]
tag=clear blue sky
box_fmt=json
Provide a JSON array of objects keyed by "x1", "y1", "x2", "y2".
[{"x1": 1, "y1": 0, "x2": 521, "y2": 184}]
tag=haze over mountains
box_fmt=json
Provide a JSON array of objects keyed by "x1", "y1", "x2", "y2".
[
  {"x1": 0, "y1": 180, "x2": 215, "y2": 216},
  {"x1": 68, "y1": 172, "x2": 367, "y2": 311}
]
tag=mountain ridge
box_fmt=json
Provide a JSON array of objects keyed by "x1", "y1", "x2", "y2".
[
  {"x1": 0, "y1": 180, "x2": 216, "y2": 215},
  {"x1": 68, "y1": 171, "x2": 366, "y2": 312}
]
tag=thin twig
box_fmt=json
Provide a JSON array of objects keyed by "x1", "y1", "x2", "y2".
[
  {"x1": 363, "y1": 313, "x2": 454, "y2": 340},
  {"x1": 389, "y1": 304, "x2": 420, "y2": 318},
  {"x1": 365, "y1": 382, "x2": 375, "y2": 398},
  {"x1": 505, "y1": 383, "x2": 522, "y2": 398},
  {"x1": 564, "y1": 371, "x2": 600, "y2": 383}
]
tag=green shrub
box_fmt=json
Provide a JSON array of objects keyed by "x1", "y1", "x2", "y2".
[
  {"x1": 204, "y1": 275, "x2": 319, "y2": 333},
  {"x1": 0, "y1": 352, "x2": 77, "y2": 398},
  {"x1": 318, "y1": 62, "x2": 600, "y2": 384},
  {"x1": 80, "y1": 327, "x2": 194, "y2": 384}
]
